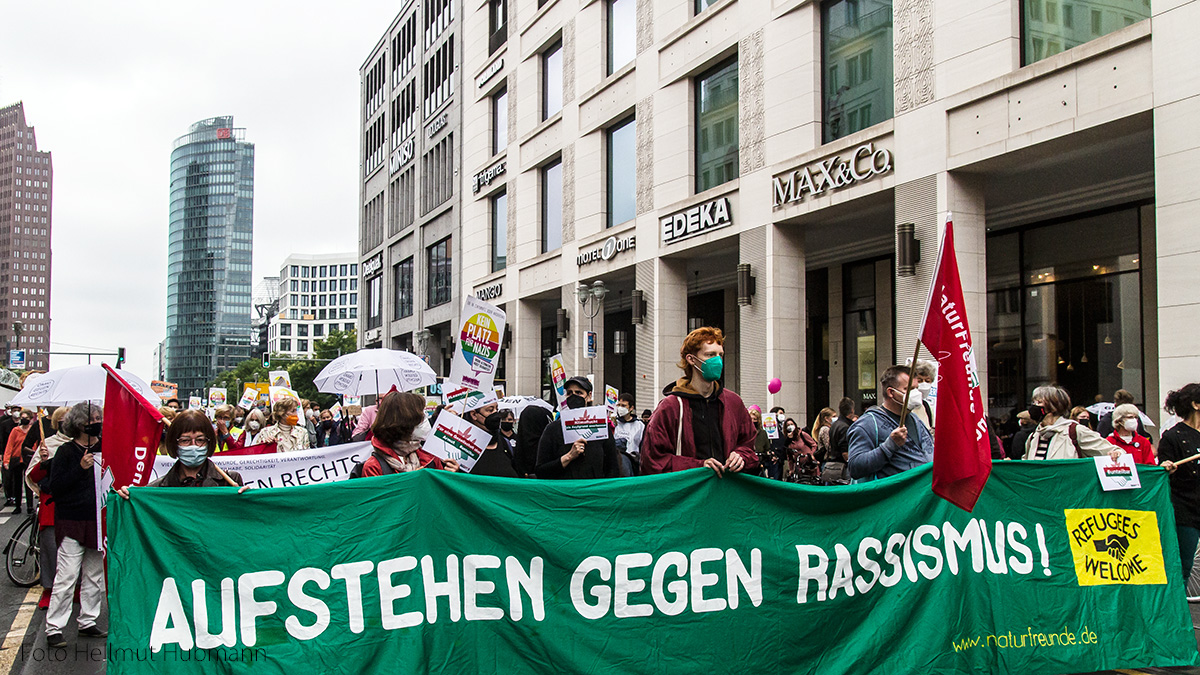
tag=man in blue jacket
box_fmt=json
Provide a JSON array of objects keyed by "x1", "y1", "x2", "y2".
[{"x1": 847, "y1": 365, "x2": 934, "y2": 481}]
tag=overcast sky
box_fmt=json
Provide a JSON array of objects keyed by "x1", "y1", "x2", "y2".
[{"x1": 0, "y1": 1, "x2": 397, "y2": 377}]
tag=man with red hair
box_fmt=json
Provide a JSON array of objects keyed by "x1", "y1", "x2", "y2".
[{"x1": 641, "y1": 327, "x2": 759, "y2": 476}]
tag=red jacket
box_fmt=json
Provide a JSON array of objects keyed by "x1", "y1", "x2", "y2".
[
  {"x1": 362, "y1": 437, "x2": 443, "y2": 476},
  {"x1": 1106, "y1": 432, "x2": 1156, "y2": 465},
  {"x1": 642, "y1": 379, "x2": 760, "y2": 475},
  {"x1": 28, "y1": 461, "x2": 54, "y2": 528}
]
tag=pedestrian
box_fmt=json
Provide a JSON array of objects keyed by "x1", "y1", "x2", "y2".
[
  {"x1": 811, "y1": 407, "x2": 835, "y2": 462},
  {"x1": 0, "y1": 404, "x2": 20, "y2": 506},
  {"x1": 492, "y1": 408, "x2": 517, "y2": 455},
  {"x1": 317, "y1": 409, "x2": 346, "y2": 447},
  {"x1": 1022, "y1": 385, "x2": 1120, "y2": 460},
  {"x1": 462, "y1": 395, "x2": 519, "y2": 477},
  {"x1": 1007, "y1": 410, "x2": 1035, "y2": 460},
  {"x1": 24, "y1": 406, "x2": 68, "y2": 610},
  {"x1": 361, "y1": 392, "x2": 456, "y2": 475},
  {"x1": 1158, "y1": 383, "x2": 1200, "y2": 581},
  {"x1": 748, "y1": 406, "x2": 774, "y2": 478},
  {"x1": 514, "y1": 404, "x2": 553, "y2": 478},
  {"x1": 783, "y1": 418, "x2": 821, "y2": 483},
  {"x1": 1105, "y1": 403, "x2": 1155, "y2": 465},
  {"x1": 827, "y1": 397, "x2": 856, "y2": 479},
  {"x1": 165, "y1": 398, "x2": 181, "y2": 411},
  {"x1": 118, "y1": 411, "x2": 247, "y2": 492},
  {"x1": 1070, "y1": 406, "x2": 1094, "y2": 430},
  {"x1": 1097, "y1": 389, "x2": 1150, "y2": 439},
  {"x1": 253, "y1": 398, "x2": 311, "y2": 452},
  {"x1": 212, "y1": 405, "x2": 240, "y2": 452},
  {"x1": 641, "y1": 409, "x2": 653, "y2": 426},
  {"x1": 641, "y1": 327, "x2": 759, "y2": 476},
  {"x1": 241, "y1": 409, "x2": 266, "y2": 447},
  {"x1": 352, "y1": 387, "x2": 397, "y2": 441},
  {"x1": 847, "y1": 365, "x2": 934, "y2": 481},
  {"x1": 157, "y1": 406, "x2": 176, "y2": 425},
  {"x1": 536, "y1": 376, "x2": 619, "y2": 479},
  {"x1": 911, "y1": 360, "x2": 937, "y2": 432},
  {"x1": 300, "y1": 399, "x2": 319, "y2": 447},
  {"x1": 44, "y1": 402, "x2": 106, "y2": 649},
  {"x1": 613, "y1": 393, "x2": 644, "y2": 477},
  {"x1": 4, "y1": 409, "x2": 32, "y2": 513}
]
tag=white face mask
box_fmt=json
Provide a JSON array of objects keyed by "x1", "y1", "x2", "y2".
[
  {"x1": 412, "y1": 418, "x2": 432, "y2": 442},
  {"x1": 248, "y1": 421, "x2": 261, "y2": 431},
  {"x1": 917, "y1": 382, "x2": 932, "y2": 394},
  {"x1": 1123, "y1": 418, "x2": 1138, "y2": 432},
  {"x1": 897, "y1": 388, "x2": 923, "y2": 410},
  {"x1": 615, "y1": 406, "x2": 630, "y2": 418}
]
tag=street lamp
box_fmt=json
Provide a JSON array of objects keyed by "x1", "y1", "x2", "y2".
[{"x1": 577, "y1": 280, "x2": 607, "y2": 320}]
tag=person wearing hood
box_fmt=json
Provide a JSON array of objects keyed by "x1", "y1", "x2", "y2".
[
  {"x1": 462, "y1": 394, "x2": 519, "y2": 477},
  {"x1": 1022, "y1": 385, "x2": 1120, "y2": 461},
  {"x1": 317, "y1": 409, "x2": 347, "y2": 447},
  {"x1": 613, "y1": 393, "x2": 644, "y2": 477},
  {"x1": 361, "y1": 392, "x2": 455, "y2": 475},
  {"x1": 536, "y1": 376, "x2": 619, "y2": 479},
  {"x1": 846, "y1": 365, "x2": 934, "y2": 481},
  {"x1": 641, "y1": 327, "x2": 759, "y2": 476},
  {"x1": 253, "y1": 399, "x2": 311, "y2": 453},
  {"x1": 515, "y1": 404, "x2": 554, "y2": 478}
]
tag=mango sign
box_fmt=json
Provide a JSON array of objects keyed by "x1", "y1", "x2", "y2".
[{"x1": 448, "y1": 296, "x2": 506, "y2": 393}]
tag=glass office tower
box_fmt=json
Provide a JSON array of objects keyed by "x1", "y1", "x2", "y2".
[{"x1": 165, "y1": 116, "x2": 254, "y2": 398}]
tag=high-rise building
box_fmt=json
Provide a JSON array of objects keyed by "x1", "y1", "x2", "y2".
[
  {"x1": 0, "y1": 102, "x2": 52, "y2": 371},
  {"x1": 269, "y1": 254, "x2": 358, "y2": 358},
  {"x1": 252, "y1": 275, "x2": 280, "y2": 360},
  {"x1": 358, "y1": 0, "x2": 462, "y2": 374},
  {"x1": 165, "y1": 116, "x2": 255, "y2": 398}
]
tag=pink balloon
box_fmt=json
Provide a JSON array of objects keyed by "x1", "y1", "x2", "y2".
[{"x1": 768, "y1": 378, "x2": 782, "y2": 394}]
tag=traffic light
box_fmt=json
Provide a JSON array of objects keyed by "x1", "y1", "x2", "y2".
[
  {"x1": 262, "y1": 353, "x2": 270, "y2": 369},
  {"x1": 117, "y1": 347, "x2": 126, "y2": 369}
]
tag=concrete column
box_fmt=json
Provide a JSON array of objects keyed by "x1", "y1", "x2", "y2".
[
  {"x1": 560, "y1": 285, "x2": 578, "y2": 377},
  {"x1": 512, "y1": 297, "x2": 542, "y2": 398},
  {"x1": 653, "y1": 257, "x2": 689, "y2": 396},
  {"x1": 739, "y1": 227, "x2": 767, "y2": 405},
  {"x1": 940, "y1": 173, "x2": 989, "y2": 404},
  {"x1": 764, "y1": 224, "x2": 806, "y2": 415},
  {"x1": 1152, "y1": 0, "x2": 1200, "y2": 413}
]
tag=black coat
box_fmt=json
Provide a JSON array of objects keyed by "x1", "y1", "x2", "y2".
[
  {"x1": 48, "y1": 440, "x2": 98, "y2": 522},
  {"x1": 535, "y1": 417, "x2": 618, "y2": 480},
  {"x1": 515, "y1": 406, "x2": 553, "y2": 477}
]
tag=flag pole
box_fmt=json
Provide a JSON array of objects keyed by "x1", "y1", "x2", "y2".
[{"x1": 898, "y1": 339, "x2": 923, "y2": 429}]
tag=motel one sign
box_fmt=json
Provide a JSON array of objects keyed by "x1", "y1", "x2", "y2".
[{"x1": 772, "y1": 142, "x2": 893, "y2": 207}]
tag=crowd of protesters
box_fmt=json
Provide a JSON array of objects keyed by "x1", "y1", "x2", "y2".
[{"x1": 9, "y1": 325, "x2": 1200, "y2": 648}]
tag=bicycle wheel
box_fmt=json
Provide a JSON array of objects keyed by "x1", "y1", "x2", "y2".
[
  {"x1": 1185, "y1": 546, "x2": 1200, "y2": 602},
  {"x1": 6, "y1": 517, "x2": 40, "y2": 588}
]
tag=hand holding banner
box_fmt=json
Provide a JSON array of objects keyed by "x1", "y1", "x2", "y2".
[
  {"x1": 422, "y1": 412, "x2": 492, "y2": 472},
  {"x1": 561, "y1": 405, "x2": 610, "y2": 443}
]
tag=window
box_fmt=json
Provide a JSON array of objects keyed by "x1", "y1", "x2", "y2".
[
  {"x1": 281, "y1": 323, "x2": 292, "y2": 336},
  {"x1": 543, "y1": 41, "x2": 564, "y2": 120},
  {"x1": 340, "y1": 264, "x2": 348, "y2": 276},
  {"x1": 366, "y1": 275, "x2": 383, "y2": 329},
  {"x1": 489, "y1": 0, "x2": 508, "y2": 54},
  {"x1": 280, "y1": 339, "x2": 292, "y2": 351},
  {"x1": 1023, "y1": 0, "x2": 1147, "y2": 64},
  {"x1": 492, "y1": 191, "x2": 508, "y2": 272},
  {"x1": 319, "y1": 266, "x2": 327, "y2": 277},
  {"x1": 421, "y1": 133, "x2": 454, "y2": 214},
  {"x1": 492, "y1": 87, "x2": 508, "y2": 155},
  {"x1": 542, "y1": 160, "x2": 563, "y2": 253},
  {"x1": 395, "y1": 257, "x2": 414, "y2": 318},
  {"x1": 298, "y1": 340, "x2": 309, "y2": 352},
  {"x1": 351, "y1": 264, "x2": 358, "y2": 275},
  {"x1": 607, "y1": 0, "x2": 636, "y2": 75},
  {"x1": 822, "y1": 0, "x2": 893, "y2": 143},
  {"x1": 290, "y1": 265, "x2": 298, "y2": 277},
  {"x1": 695, "y1": 0, "x2": 720, "y2": 13},
  {"x1": 695, "y1": 58, "x2": 739, "y2": 192},
  {"x1": 427, "y1": 237, "x2": 453, "y2": 307},
  {"x1": 314, "y1": 325, "x2": 324, "y2": 337},
  {"x1": 607, "y1": 117, "x2": 636, "y2": 228},
  {"x1": 423, "y1": 36, "x2": 455, "y2": 116},
  {"x1": 298, "y1": 324, "x2": 309, "y2": 337}
]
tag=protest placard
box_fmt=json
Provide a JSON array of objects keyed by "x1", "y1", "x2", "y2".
[
  {"x1": 604, "y1": 385, "x2": 619, "y2": 416},
  {"x1": 549, "y1": 353, "x2": 568, "y2": 410},
  {"x1": 208, "y1": 387, "x2": 227, "y2": 408},
  {"x1": 422, "y1": 411, "x2": 492, "y2": 472},
  {"x1": 448, "y1": 296, "x2": 506, "y2": 392},
  {"x1": 237, "y1": 386, "x2": 258, "y2": 411},
  {"x1": 763, "y1": 413, "x2": 780, "y2": 439},
  {"x1": 561, "y1": 405, "x2": 610, "y2": 443},
  {"x1": 269, "y1": 370, "x2": 292, "y2": 388}
]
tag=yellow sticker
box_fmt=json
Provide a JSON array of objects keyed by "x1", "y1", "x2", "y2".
[{"x1": 1064, "y1": 509, "x2": 1167, "y2": 586}]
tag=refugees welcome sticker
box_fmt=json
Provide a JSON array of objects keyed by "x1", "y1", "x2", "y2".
[{"x1": 1064, "y1": 509, "x2": 1166, "y2": 586}]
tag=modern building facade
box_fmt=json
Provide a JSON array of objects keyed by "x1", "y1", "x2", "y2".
[
  {"x1": 358, "y1": 0, "x2": 463, "y2": 375},
  {"x1": 459, "y1": 0, "x2": 1194, "y2": 427},
  {"x1": 165, "y1": 116, "x2": 255, "y2": 398},
  {"x1": 268, "y1": 254, "x2": 358, "y2": 357},
  {"x1": 0, "y1": 102, "x2": 52, "y2": 371},
  {"x1": 252, "y1": 275, "x2": 281, "y2": 359}
]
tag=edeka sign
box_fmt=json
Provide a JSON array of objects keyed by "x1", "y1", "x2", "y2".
[
  {"x1": 108, "y1": 461, "x2": 1199, "y2": 674},
  {"x1": 577, "y1": 235, "x2": 635, "y2": 266},
  {"x1": 772, "y1": 142, "x2": 893, "y2": 207},
  {"x1": 660, "y1": 197, "x2": 732, "y2": 244}
]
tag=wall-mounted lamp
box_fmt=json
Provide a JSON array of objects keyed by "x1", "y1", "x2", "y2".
[
  {"x1": 630, "y1": 290, "x2": 645, "y2": 325},
  {"x1": 613, "y1": 330, "x2": 628, "y2": 355},
  {"x1": 415, "y1": 328, "x2": 432, "y2": 355},
  {"x1": 897, "y1": 222, "x2": 921, "y2": 277},
  {"x1": 736, "y1": 263, "x2": 757, "y2": 306},
  {"x1": 556, "y1": 308, "x2": 569, "y2": 339}
]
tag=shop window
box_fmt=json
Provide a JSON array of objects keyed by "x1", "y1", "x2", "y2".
[
  {"x1": 1022, "y1": 0, "x2": 1148, "y2": 65},
  {"x1": 607, "y1": 0, "x2": 635, "y2": 75},
  {"x1": 607, "y1": 117, "x2": 636, "y2": 228},
  {"x1": 395, "y1": 257, "x2": 414, "y2": 318},
  {"x1": 985, "y1": 207, "x2": 1145, "y2": 418},
  {"x1": 427, "y1": 236, "x2": 453, "y2": 307},
  {"x1": 366, "y1": 275, "x2": 383, "y2": 329},
  {"x1": 843, "y1": 260, "x2": 878, "y2": 412},
  {"x1": 542, "y1": 160, "x2": 563, "y2": 253},
  {"x1": 492, "y1": 191, "x2": 508, "y2": 272},
  {"x1": 695, "y1": 57, "x2": 739, "y2": 193},
  {"x1": 821, "y1": 0, "x2": 893, "y2": 144}
]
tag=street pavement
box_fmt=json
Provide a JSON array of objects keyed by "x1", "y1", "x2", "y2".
[{"x1": 0, "y1": 505, "x2": 1194, "y2": 675}]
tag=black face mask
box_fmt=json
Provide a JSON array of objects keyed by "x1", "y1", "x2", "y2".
[
  {"x1": 500, "y1": 421, "x2": 515, "y2": 433},
  {"x1": 1026, "y1": 404, "x2": 1047, "y2": 423},
  {"x1": 320, "y1": 420, "x2": 333, "y2": 429},
  {"x1": 564, "y1": 394, "x2": 588, "y2": 410},
  {"x1": 484, "y1": 411, "x2": 504, "y2": 432},
  {"x1": 84, "y1": 422, "x2": 103, "y2": 437},
  {"x1": 19, "y1": 418, "x2": 30, "y2": 427}
]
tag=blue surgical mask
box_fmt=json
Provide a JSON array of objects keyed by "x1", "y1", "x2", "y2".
[{"x1": 177, "y1": 444, "x2": 208, "y2": 468}]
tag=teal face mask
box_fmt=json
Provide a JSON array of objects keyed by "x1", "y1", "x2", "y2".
[
  {"x1": 696, "y1": 354, "x2": 724, "y2": 382},
  {"x1": 177, "y1": 445, "x2": 209, "y2": 468}
]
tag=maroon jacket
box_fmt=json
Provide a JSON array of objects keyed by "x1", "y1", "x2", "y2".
[{"x1": 642, "y1": 378, "x2": 760, "y2": 475}]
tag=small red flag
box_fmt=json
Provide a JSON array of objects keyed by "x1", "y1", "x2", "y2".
[
  {"x1": 920, "y1": 217, "x2": 992, "y2": 511},
  {"x1": 101, "y1": 364, "x2": 164, "y2": 489}
]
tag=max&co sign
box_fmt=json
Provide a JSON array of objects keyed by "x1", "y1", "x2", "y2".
[
  {"x1": 577, "y1": 235, "x2": 635, "y2": 266},
  {"x1": 772, "y1": 142, "x2": 893, "y2": 207}
]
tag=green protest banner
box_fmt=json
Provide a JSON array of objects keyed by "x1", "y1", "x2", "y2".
[{"x1": 107, "y1": 461, "x2": 1199, "y2": 674}]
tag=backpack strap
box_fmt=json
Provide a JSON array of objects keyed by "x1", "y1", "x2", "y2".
[
  {"x1": 675, "y1": 396, "x2": 684, "y2": 456},
  {"x1": 1068, "y1": 422, "x2": 1084, "y2": 458}
]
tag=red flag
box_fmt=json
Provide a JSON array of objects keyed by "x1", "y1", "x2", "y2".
[
  {"x1": 920, "y1": 217, "x2": 992, "y2": 511},
  {"x1": 101, "y1": 364, "x2": 164, "y2": 489}
]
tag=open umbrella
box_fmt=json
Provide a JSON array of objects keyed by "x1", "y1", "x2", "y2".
[
  {"x1": 314, "y1": 349, "x2": 437, "y2": 397},
  {"x1": 497, "y1": 395, "x2": 553, "y2": 416},
  {"x1": 9, "y1": 365, "x2": 158, "y2": 408},
  {"x1": 1086, "y1": 401, "x2": 1156, "y2": 428}
]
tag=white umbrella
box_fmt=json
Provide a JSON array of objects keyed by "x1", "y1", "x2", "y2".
[
  {"x1": 314, "y1": 349, "x2": 437, "y2": 397},
  {"x1": 497, "y1": 395, "x2": 553, "y2": 416},
  {"x1": 1086, "y1": 401, "x2": 1156, "y2": 428},
  {"x1": 9, "y1": 365, "x2": 159, "y2": 408}
]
